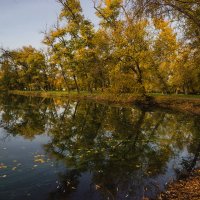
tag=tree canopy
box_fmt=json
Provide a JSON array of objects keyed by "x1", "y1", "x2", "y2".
[{"x1": 0, "y1": 0, "x2": 199, "y2": 95}]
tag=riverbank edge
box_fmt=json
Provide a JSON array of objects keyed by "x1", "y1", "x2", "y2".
[
  {"x1": 157, "y1": 169, "x2": 200, "y2": 199},
  {"x1": 8, "y1": 90, "x2": 200, "y2": 115}
]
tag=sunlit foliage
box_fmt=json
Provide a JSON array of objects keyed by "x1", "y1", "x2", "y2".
[{"x1": 0, "y1": 0, "x2": 199, "y2": 95}]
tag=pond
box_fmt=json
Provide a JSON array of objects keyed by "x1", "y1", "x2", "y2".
[{"x1": 0, "y1": 94, "x2": 200, "y2": 200}]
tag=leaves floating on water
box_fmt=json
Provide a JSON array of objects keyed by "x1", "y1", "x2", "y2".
[
  {"x1": 95, "y1": 184, "x2": 101, "y2": 190},
  {"x1": 34, "y1": 154, "x2": 46, "y2": 163},
  {"x1": 12, "y1": 167, "x2": 17, "y2": 171},
  {"x1": 0, "y1": 163, "x2": 7, "y2": 169},
  {"x1": 34, "y1": 158, "x2": 45, "y2": 163}
]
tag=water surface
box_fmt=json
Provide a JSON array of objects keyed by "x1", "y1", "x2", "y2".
[{"x1": 0, "y1": 95, "x2": 200, "y2": 200}]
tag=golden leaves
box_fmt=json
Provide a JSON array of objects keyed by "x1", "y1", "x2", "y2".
[
  {"x1": 0, "y1": 163, "x2": 7, "y2": 169},
  {"x1": 34, "y1": 154, "x2": 46, "y2": 164}
]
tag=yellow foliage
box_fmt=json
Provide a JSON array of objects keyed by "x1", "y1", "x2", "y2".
[{"x1": 153, "y1": 18, "x2": 169, "y2": 30}]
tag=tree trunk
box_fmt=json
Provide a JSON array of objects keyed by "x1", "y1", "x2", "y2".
[
  {"x1": 73, "y1": 75, "x2": 80, "y2": 93},
  {"x1": 60, "y1": 64, "x2": 70, "y2": 92}
]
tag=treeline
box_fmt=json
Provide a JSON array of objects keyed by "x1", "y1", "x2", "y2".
[{"x1": 0, "y1": 0, "x2": 200, "y2": 95}]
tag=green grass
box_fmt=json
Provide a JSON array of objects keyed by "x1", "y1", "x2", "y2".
[
  {"x1": 8, "y1": 90, "x2": 148, "y2": 104},
  {"x1": 149, "y1": 93, "x2": 200, "y2": 99},
  {"x1": 9, "y1": 90, "x2": 200, "y2": 100}
]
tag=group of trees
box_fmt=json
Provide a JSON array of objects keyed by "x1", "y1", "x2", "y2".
[{"x1": 0, "y1": 0, "x2": 200, "y2": 94}]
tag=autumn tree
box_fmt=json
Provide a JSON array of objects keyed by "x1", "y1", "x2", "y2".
[
  {"x1": 148, "y1": 19, "x2": 179, "y2": 93},
  {"x1": 93, "y1": 0, "x2": 151, "y2": 94},
  {"x1": 43, "y1": 0, "x2": 101, "y2": 93},
  {"x1": 0, "y1": 46, "x2": 49, "y2": 91},
  {"x1": 0, "y1": 49, "x2": 21, "y2": 90},
  {"x1": 169, "y1": 46, "x2": 200, "y2": 94},
  {"x1": 131, "y1": 0, "x2": 200, "y2": 30},
  {"x1": 0, "y1": 0, "x2": 199, "y2": 95}
]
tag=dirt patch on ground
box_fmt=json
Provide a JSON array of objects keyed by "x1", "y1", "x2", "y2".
[{"x1": 158, "y1": 170, "x2": 200, "y2": 200}]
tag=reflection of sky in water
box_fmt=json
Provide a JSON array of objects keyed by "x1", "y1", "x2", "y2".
[{"x1": 0, "y1": 96, "x2": 199, "y2": 200}]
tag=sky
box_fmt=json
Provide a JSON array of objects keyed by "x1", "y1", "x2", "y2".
[{"x1": 0, "y1": 0, "x2": 98, "y2": 49}]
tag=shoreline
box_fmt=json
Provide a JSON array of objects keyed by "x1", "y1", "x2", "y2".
[
  {"x1": 8, "y1": 90, "x2": 200, "y2": 115},
  {"x1": 158, "y1": 169, "x2": 200, "y2": 199}
]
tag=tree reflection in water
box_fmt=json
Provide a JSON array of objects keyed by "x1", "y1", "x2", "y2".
[{"x1": 0, "y1": 94, "x2": 200, "y2": 200}]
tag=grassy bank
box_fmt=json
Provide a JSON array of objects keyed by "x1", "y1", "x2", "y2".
[
  {"x1": 8, "y1": 90, "x2": 200, "y2": 115},
  {"x1": 8, "y1": 90, "x2": 149, "y2": 104}
]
